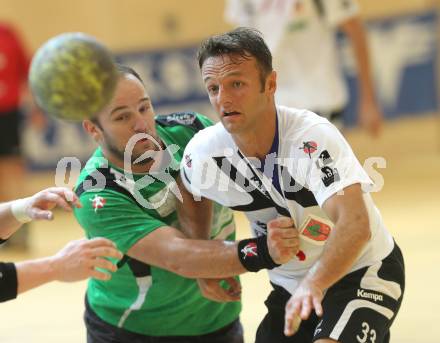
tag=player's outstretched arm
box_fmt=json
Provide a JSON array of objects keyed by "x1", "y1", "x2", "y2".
[
  {"x1": 15, "y1": 237, "x2": 122, "y2": 295},
  {"x1": 127, "y1": 216, "x2": 299, "y2": 279},
  {"x1": 0, "y1": 187, "x2": 81, "y2": 240}
]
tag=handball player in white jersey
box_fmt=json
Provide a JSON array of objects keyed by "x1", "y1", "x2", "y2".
[{"x1": 181, "y1": 28, "x2": 404, "y2": 343}]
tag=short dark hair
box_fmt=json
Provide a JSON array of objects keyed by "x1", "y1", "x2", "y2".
[
  {"x1": 115, "y1": 63, "x2": 144, "y2": 84},
  {"x1": 197, "y1": 27, "x2": 273, "y2": 89}
]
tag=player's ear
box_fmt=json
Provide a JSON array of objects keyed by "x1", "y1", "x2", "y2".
[
  {"x1": 266, "y1": 70, "x2": 277, "y2": 94},
  {"x1": 83, "y1": 119, "x2": 102, "y2": 142}
]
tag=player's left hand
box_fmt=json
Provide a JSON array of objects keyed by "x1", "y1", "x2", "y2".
[
  {"x1": 284, "y1": 278, "x2": 324, "y2": 336},
  {"x1": 26, "y1": 187, "x2": 82, "y2": 220},
  {"x1": 358, "y1": 99, "x2": 383, "y2": 137},
  {"x1": 197, "y1": 278, "x2": 241, "y2": 302}
]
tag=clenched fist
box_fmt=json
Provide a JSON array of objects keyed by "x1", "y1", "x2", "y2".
[{"x1": 267, "y1": 217, "x2": 299, "y2": 264}]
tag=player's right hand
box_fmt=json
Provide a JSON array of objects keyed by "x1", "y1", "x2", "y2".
[{"x1": 267, "y1": 217, "x2": 299, "y2": 264}]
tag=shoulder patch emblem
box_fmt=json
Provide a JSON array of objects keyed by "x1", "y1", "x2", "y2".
[
  {"x1": 90, "y1": 194, "x2": 106, "y2": 212},
  {"x1": 299, "y1": 141, "x2": 318, "y2": 158}
]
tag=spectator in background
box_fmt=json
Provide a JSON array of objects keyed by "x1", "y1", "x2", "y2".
[
  {"x1": 224, "y1": 0, "x2": 382, "y2": 135},
  {"x1": 0, "y1": 22, "x2": 44, "y2": 249}
]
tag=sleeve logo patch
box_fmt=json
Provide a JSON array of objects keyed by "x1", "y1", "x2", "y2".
[
  {"x1": 184, "y1": 154, "x2": 192, "y2": 168},
  {"x1": 299, "y1": 141, "x2": 318, "y2": 158},
  {"x1": 167, "y1": 113, "x2": 196, "y2": 126},
  {"x1": 90, "y1": 194, "x2": 106, "y2": 212},
  {"x1": 321, "y1": 166, "x2": 340, "y2": 187},
  {"x1": 316, "y1": 150, "x2": 333, "y2": 168}
]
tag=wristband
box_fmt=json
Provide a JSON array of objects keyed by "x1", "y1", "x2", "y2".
[
  {"x1": 237, "y1": 236, "x2": 280, "y2": 272},
  {"x1": 10, "y1": 198, "x2": 32, "y2": 223},
  {"x1": 0, "y1": 262, "x2": 18, "y2": 302}
]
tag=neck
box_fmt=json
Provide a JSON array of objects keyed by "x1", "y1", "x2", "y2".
[{"x1": 233, "y1": 106, "x2": 277, "y2": 159}]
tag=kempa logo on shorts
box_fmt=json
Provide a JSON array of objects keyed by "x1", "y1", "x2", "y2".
[{"x1": 357, "y1": 289, "x2": 384, "y2": 302}]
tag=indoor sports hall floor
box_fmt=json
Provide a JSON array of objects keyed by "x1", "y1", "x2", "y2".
[{"x1": 1, "y1": 114, "x2": 439, "y2": 343}]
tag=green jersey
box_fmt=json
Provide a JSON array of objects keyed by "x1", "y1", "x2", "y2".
[{"x1": 73, "y1": 113, "x2": 240, "y2": 336}]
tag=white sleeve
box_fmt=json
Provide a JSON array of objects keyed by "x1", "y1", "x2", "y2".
[
  {"x1": 180, "y1": 144, "x2": 203, "y2": 199},
  {"x1": 321, "y1": 0, "x2": 360, "y2": 27},
  {"x1": 296, "y1": 123, "x2": 373, "y2": 207},
  {"x1": 180, "y1": 140, "x2": 223, "y2": 201}
]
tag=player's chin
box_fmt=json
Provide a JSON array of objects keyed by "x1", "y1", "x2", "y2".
[{"x1": 222, "y1": 121, "x2": 245, "y2": 134}]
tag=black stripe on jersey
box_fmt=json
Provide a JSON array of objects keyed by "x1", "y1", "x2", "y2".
[
  {"x1": 213, "y1": 156, "x2": 290, "y2": 216},
  {"x1": 117, "y1": 254, "x2": 152, "y2": 277},
  {"x1": 126, "y1": 257, "x2": 152, "y2": 277},
  {"x1": 279, "y1": 166, "x2": 319, "y2": 208},
  {"x1": 182, "y1": 167, "x2": 192, "y2": 186}
]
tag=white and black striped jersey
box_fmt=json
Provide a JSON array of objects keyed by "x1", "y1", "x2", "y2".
[{"x1": 181, "y1": 105, "x2": 394, "y2": 294}]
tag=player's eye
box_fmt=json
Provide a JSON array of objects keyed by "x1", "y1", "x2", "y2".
[
  {"x1": 115, "y1": 113, "x2": 130, "y2": 121},
  {"x1": 233, "y1": 81, "x2": 242, "y2": 88},
  {"x1": 207, "y1": 85, "x2": 219, "y2": 95},
  {"x1": 139, "y1": 105, "x2": 149, "y2": 113}
]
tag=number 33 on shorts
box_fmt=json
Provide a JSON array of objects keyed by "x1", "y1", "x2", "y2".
[{"x1": 357, "y1": 322, "x2": 376, "y2": 343}]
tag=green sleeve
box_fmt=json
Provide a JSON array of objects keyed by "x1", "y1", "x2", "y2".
[{"x1": 74, "y1": 190, "x2": 167, "y2": 254}]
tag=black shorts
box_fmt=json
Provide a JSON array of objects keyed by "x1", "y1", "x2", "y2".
[
  {"x1": 84, "y1": 296, "x2": 244, "y2": 343},
  {"x1": 255, "y1": 242, "x2": 405, "y2": 343},
  {"x1": 0, "y1": 109, "x2": 22, "y2": 156}
]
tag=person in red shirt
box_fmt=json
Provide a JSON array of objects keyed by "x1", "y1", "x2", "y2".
[
  {"x1": 0, "y1": 23, "x2": 28, "y2": 115},
  {"x1": 0, "y1": 22, "x2": 35, "y2": 249}
]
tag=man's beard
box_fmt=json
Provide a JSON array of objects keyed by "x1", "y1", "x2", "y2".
[{"x1": 102, "y1": 130, "x2": 162, "y2": 166}]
